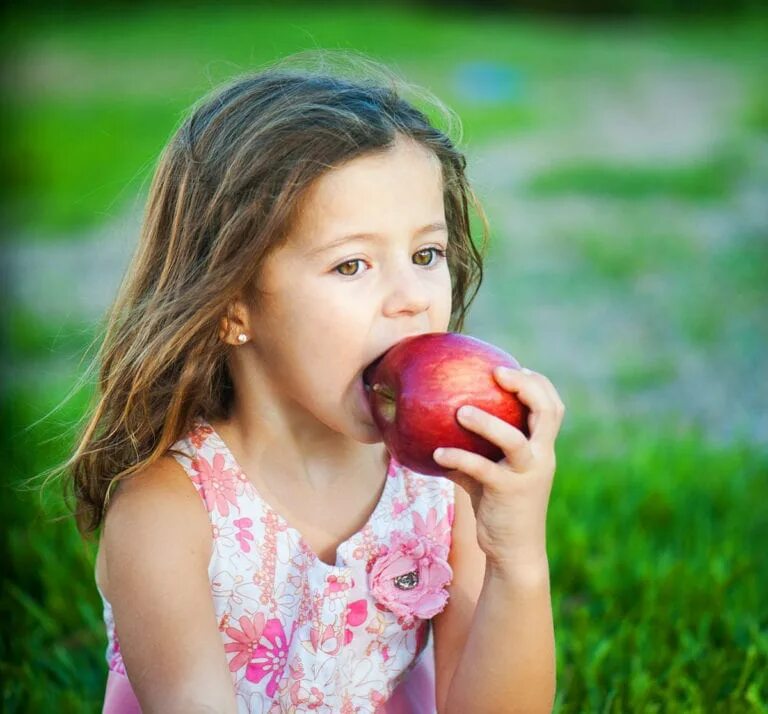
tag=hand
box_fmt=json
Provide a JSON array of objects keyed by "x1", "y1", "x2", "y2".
[{"x1": 432, "y1": 366, "x2": 566, "y2": 571}]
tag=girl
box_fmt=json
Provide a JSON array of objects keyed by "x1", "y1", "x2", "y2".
[{"x1": 67, "y1": 53, "x2": 564, "y2": 713}]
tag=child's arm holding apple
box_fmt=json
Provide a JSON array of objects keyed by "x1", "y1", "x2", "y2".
[{"x1": 431, "y1": 366, "x2": 564, "y2": 714}]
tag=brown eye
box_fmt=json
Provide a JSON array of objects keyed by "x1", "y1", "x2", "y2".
[
  {"x1": 414, "y1": 248, "x2": 446, "y2": 267},
  {"x1": 334, "y1": 259, "x2": 363, "y2": 276},
  {"x1": 333, "y1": 249, "x2": 446, "y2": 278}
]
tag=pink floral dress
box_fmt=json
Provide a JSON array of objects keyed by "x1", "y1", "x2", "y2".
[{"x1": 98, "y1": 417, "x2": 456, "y2": 713}]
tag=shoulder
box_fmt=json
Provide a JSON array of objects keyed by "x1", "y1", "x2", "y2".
[
  {"x1": 100, "y1": 455, "x2": 212, "y2": 598},
  {"x1": 99, "y1": 456, "x2": 237, "y2": 712},
  {"x1": 105, "y1": 453, "x2": 208, "y2": 531}
]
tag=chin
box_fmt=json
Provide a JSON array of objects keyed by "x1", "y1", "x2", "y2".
[
  {"x1": 340, "y1": 418, "x2": 384, "y2": 445},
  {"x1": 356, "y1": 426, "x2": 385, "y2": 445}
]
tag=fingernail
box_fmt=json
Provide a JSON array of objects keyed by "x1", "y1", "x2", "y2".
[
  {"x1": 521, "y1": 367, "x2": 533, "y2": 375},
  {"x1": 457, "y1": 405, "x2": 474, "y2": 418},
  {"x1": 433, "y1": 448, "x2": 444, "y2": 459}
]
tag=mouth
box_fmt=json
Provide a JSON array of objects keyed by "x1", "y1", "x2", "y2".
[
  {"x1": 361, "y1": 345, "x2": 394, "y2": 393},
  {"x1": 361, "y1": 334, "x2": 425, "y2": 394},
  {"x1": 362, "y1": 355, "x2": 384, "y2": 393}
]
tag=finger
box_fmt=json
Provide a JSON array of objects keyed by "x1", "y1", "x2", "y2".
[
  {"x1": 493, "y1": 366, "x2": 564, "y2": 451},
  {"x1": 521, "y1": 370, "x2": 567, "y2": 444},
  {"x1": 432, "y1": 447, "x2": 505, "y2": 491},
  {"x1": 455, "y1": 405, "x2": 533, "y2": 472},
  {"x1": 524, "y1": 369, "x2": 567, "y2": 415},
  {"x1": 533, "y1": 372, "x2": 565, "y2": 442}
]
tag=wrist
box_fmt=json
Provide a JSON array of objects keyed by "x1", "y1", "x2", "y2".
[{"x1": 485, "y1": 550, "x2": 551, "y2": 588}]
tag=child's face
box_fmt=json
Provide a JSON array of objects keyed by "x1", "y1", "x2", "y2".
[{"x1": 240, "y1": 134, "x2": 453, "y2": 445}]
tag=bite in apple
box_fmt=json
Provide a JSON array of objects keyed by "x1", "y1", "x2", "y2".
[{"x1": 363, "y1": 332, "x2": 530, "y2": 476}]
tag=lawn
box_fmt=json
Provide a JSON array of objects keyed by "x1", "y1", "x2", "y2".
[{"x1": 2, "y1": 4, "x2": 767, "y2": 712}]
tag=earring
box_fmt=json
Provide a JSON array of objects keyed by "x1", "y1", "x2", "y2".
[{"x1": 237, "y1": 333, "x2": 248, "y2": 344}]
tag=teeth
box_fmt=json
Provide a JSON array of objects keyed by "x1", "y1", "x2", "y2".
[{"x1": 363, "y1": 353, "x2": 386, "y2": 386}]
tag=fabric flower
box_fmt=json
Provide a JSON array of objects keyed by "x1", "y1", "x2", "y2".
[{"x1": 368, "y1": 530, "x2": 453, "y2": 624}]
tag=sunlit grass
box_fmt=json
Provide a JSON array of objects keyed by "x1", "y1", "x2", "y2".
[{"x1": 550, "y1": 414, "x2": 768, "y2": 712}]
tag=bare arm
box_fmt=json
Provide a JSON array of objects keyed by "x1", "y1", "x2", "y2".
[
  {"x1": 102, "y1": 456, "x2": 238, "y2": 714},
  {"x1": 432, "y1": 366, "x2": 564, "y2": 713},
  {"x1": 444, "y1": 559, "x2": 555, "y2": 713},
  {"x1": 433, "y1": 484, "x2": 555, "y2": 714}
]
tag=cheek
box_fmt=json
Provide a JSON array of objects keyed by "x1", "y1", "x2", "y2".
[
  {"x1": 433, "y1": 271, "x2": 454, "y2": 329},
  {"x1": 291, "y1": 293, "x2": 368, "y2": 366}
]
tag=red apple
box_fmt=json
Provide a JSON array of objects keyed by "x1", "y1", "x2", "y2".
[{"x1": 363, "y1": 332, "x2": 530, "y2": 476}]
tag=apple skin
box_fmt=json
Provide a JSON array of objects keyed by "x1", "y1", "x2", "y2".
[{"x1": 363, "y1": 332, "x2": 530, "y2": 477}]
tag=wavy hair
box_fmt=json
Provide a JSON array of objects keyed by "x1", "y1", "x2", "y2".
[{"x1": 48, "y1": 51, "x2": 490, "y2": 537}]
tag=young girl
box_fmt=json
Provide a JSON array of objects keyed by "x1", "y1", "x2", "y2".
[{"x1": 67, "y1": 54, "x2": 564, "y2": 713}]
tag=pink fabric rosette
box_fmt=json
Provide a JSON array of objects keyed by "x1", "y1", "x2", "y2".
[{"x1": 368, "y1": 531, "x2": 453, "y2": 624}]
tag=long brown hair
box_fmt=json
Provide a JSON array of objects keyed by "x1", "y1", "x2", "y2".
[{"x1": 49, "y1": 51, "x2": 490, "y2": 538}]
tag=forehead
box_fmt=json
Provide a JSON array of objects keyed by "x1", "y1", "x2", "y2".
[{"x1": 292, "y1": 138, "x2": 445, "y2": 244}]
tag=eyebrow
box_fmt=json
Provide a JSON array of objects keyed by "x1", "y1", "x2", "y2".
[{"x1": 307, "y1": 221, "x2": 448, "y2": 257}]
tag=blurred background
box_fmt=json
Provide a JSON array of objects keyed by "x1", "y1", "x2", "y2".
[{"x1": 1, "y1": 1, "x2": 766, "y2": 711}]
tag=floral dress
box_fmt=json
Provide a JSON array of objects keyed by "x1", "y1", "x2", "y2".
[{"x1": 99, "y1": 417, "x2": 456, "y2": 713}]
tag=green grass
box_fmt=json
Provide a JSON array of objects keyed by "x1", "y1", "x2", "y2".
[
  {"x1": 3, "y1": 96, "x2": 174, "y2": 233},
  {"x1": 613, "y1": 352, "x2": 680, "y2": 391},
  {"x1": 550, "y1": 414, "x2": 768, "y2": 712},
  {"x1": 3, "y1": 374, "x2": 766, "y2": 711},
  {"x1": 563, "y1": 228, "x2": 699, "y2": 283},
  {"x1": 2, "y1": 375, "x2": 103, "y2": 713},
  {"x1": 3, "y1": 4, "x2": 768, "y2": 711},
  {"x1": 525, "y1": 152, "x2": 744, "y2": 201},
  {"x1": 3, "y1": 306, "x2": 98, "y2": 358}
]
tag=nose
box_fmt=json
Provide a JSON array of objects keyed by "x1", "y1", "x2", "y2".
[{"x1": 381, "y1": 263, "x2": 432, "y2": 318}]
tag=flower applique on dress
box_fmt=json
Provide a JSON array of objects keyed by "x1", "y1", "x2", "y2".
[{"x1": 368, "y1": 530, "x2": 453, "y2": 625}]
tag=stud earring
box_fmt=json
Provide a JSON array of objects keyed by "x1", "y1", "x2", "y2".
[{"x1": 237, "y1": 333, "x2": 248, "y2": 344}]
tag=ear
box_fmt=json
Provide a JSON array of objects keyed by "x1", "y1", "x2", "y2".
[{"x1": 218, "y1": 294, "x2": 251, "y2": 345}]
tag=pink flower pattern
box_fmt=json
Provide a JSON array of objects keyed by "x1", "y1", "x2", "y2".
[
  {"x1": 344, "y1": 598, "x2": 368, "y2": 645},
  {"x1": 107, "y1": 629, "x2": 126, "y2": 675},
  {"x1": 412, "y1": 507, "x2": 452, "y2": 553},
  {"x1": 224, "y1": 612, "x2": 267, "y2": 672},
  {"x1": 245, "y1": 619, "x2": 297, "y2": 697},
  {"x1": 191, "y1": 451, "x2": 239, "y2": 516},
  {"x1": 98, "y1": 417, "x2": 455, "y2": 712},
  {"x1": 233, "y1": 517, "x2": 254, "y2": 553}
]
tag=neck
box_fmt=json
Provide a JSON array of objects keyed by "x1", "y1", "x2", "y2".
[{"x1": 210, "y1": 402, "x2": 388, "y2": 491}]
